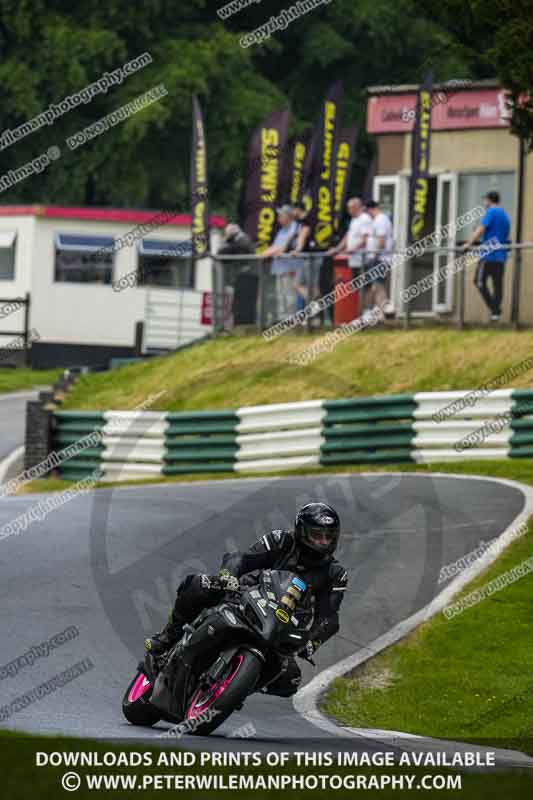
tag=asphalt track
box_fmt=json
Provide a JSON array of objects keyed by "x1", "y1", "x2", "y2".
[
  {"x1": 0, "y1": 391, "x2": 36, "y2": 465},
  {"x1": 0, "y1": 470, "x2": 526, "y2": 754}
]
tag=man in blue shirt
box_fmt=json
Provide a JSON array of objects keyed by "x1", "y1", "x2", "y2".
[
  {"x1": 261, "y1": 204, "x2": 298, "y2": 319},
  {"x1": 464, "y1": 191, "x2": 511, "y2": 321}
]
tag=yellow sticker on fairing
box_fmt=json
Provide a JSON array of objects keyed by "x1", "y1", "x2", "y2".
[
  {"x1": 281, "y1": 594, "x2": 296, "y2": 610},
  {"x1": 275, "y1": 608, "x2": 290, "y2": 624}
]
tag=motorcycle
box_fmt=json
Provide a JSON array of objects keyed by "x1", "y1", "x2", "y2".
[{"x1": 122, "y1": 570, "x2": 315, "y2": 735}]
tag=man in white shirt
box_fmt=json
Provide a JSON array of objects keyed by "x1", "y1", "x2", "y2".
[
  {"x1": 328, "y1": 197, "x2": 373, "y2": 310},
  {"x1": 364, "y1": 199, "x2": 393, "y2": 320},
  {"x1": 329, "y1": 197, "x2": 372, "y2": 268}
]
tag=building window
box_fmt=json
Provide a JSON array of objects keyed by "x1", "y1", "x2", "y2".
[
  {"x1": 0, "y1": 231, "x2": 16, "y2": 280},
  {"x1": 54, "y1": 233, "x2": 114, "y2": 284},
  {"x1": 457, "y1": 172, "x2": 515, "y2": 242},
  {"x1": 137, "y1": 239, "x2": 193, "y2": 288}
]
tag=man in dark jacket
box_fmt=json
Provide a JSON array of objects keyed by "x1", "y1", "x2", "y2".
[
  {"x1": 145, "y1": 502, "x2": 348, "y2": 697},
  {"x1": 217, "y1": 224, "x2": 257, "y2": 325},
  {"x1": 218, "y1": 224, "x2": 254, "y2": 257}
]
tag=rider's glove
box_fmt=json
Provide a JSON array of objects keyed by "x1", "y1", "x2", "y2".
[
  {"x1": 217, "y1": 568, "x2": 240, "y2": 591},
  {"x1": 201, "y1": 571, "x2": 239, "y2": 592},
  {"x1": 218, "y1": 573, "x2": 240, "y2": 592}
]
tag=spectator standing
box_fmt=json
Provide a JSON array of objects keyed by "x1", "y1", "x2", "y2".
[
  {"x1": 218, "y1": 223, "x2": 254, "y2": 257},
  {"x1": 261, "y1": 205, "x2": 298, "y2": 319},
  {"x1": 329, "y1": 197, "x2": 373, "y2": 312},
  {"x1": 365, "y1": 199, "x2": 393, "y2": 321},
  {"x1": 217, "y1": 224, "x2": 256, "y2": 325},
  {"x1": 289, "y1": 202, "x2": 312, "y2": 254},
  {"x1": 289, "y1": 202, "x2": 312, "y2": 311},
  {"x1": 463, "y1": 191, "x2": 511, "y2": 321}
]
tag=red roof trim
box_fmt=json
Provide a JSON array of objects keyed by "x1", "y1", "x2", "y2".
[{"x1": 0, "y1": 205, "x2": 226, "y2": 228}]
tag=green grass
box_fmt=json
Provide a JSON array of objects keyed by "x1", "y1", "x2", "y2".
[
  {"x1": 1, "y1": 731, "x2": 532, "y2": 798},
  {"x1": 60, "y1": 328, "x2": 533, "y2": 411},
  {"x1": 323, "y1": 517, "x2": 533, "y2": 753},
  {"x1": 0, "y1": 367, "x2": 61, "y2": 394}
]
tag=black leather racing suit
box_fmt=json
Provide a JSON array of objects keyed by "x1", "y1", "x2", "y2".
[{"x1": 172, "y1": 529, "x2": 348, "y2": 697}]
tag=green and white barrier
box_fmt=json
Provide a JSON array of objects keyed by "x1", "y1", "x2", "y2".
[
  {"x1": 52, "y1": 388, "x2": 533, "y2": 481},
  {"x1": 235, "y1": 401, "x2": 324, "y2": 472}
]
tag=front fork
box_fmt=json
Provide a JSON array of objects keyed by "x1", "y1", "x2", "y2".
[{"x1": 201, "y1": 645, "x2": 265, "y2": 689}]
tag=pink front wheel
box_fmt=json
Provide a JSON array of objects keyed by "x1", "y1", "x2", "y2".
[
  {"x1": 187, "y1": 655, "x2": 244, "y2": 720},
  {"x1": 184, "y1": 650, "x2": 263, "y2": 737}
]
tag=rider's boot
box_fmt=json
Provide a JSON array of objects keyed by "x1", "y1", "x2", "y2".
[{"x1": 144, "y1": 607, "x2": 187, "y2": 657}]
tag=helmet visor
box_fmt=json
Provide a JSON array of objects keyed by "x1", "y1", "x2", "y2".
[{"x1": 304, "y1": 526, "x2": 339, "y2": 553}]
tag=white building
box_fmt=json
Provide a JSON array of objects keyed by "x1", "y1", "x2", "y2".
[{"x1": 0, "y1": 205, "x2": 225, "y2": 368}]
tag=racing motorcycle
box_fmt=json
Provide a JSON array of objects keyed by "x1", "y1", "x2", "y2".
[{"x1": 122, "y1": 570, "x2": 315, "y2": 735}]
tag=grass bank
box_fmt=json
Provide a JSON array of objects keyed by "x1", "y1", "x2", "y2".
[
  {"x1": 323, "y1": 516, "x2": 533, "y2": 754},
  {"x1": 0, "y1": 367, "x2": 61, "y2": 395},
  {"x1": 60, "y1": 329, "x2": 533, "y2": 411}
]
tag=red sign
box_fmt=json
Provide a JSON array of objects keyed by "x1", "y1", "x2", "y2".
[
  {"x1": 201, "y1": 292, "x2": 213, "y2": 325},
  {"x1": 367, "y1": 88, "x2": 510, "y2": 134},
  {"x1": 201, "y1": 291, "x2": 233, "y2": 327}
]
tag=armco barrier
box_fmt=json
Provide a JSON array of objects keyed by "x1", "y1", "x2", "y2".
[
  {"x1": 165, "y1": 411, "x2": 239, "y2": 474},
  {"x1": 321, "y1": 395, "x2": 416, "y2": 466},
  {"x1": 53, "y1": 411, "x2": 105, "y2": 481},
  {"x1": 51, "y1": 388, "x2": 533, "y2": 481}
]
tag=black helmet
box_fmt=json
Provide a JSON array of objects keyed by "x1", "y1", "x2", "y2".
[{"x1": 294, "y1": 502, "x2": 340, "y2": 558}]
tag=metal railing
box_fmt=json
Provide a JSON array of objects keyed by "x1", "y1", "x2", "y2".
[
  {"x1": 211, "y1": 252, "x2": 329, "y2": 333},
  {"x1": 401, "y1": 242, "x2": 533, "y2": 330},
  {"x1": 212, "y1": 243, "x2": 533, "y2": 333},
  {"x1": 147, "y1": 244, "x2": 533, "y2": 350},
  {"x1": 0, "y1": 292, "x2": 31, "y2": 366}
]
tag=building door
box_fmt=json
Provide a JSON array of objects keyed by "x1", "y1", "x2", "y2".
[
  {"x1": 373, "y1": 174, "x2": 460, "y2": 315},
  {"x1": 373, "y1": 175, "x2": 406, "y2": 312},
  {"x1": 398, "y1": 173, "x2": 458, "y2": 315},
  {"x1": 405, "y1": 176, "x2": 438, "y2": 314},
  {"x1": 433, "y1": 173, "x2": 458, "y2": 313}
]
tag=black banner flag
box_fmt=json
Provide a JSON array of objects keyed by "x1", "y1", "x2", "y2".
[
  {"x1": 332, "y1": 124, "x2": 358, "y2": 231},
  {"x1": 288, "y1": 128, "x2": 313, "y2": 206},
  {"x1": 307, "y1": 81, "x2": 344, "y2": 249},
  {"x1": 300, "y1": 126, "x2": 319, "y2": 217},
  {"x1": 362, "y1": 152, "x2": 377, "y2": 205},
  {"x1": 408, "y1": 73, "x2": 433, "y2": 244},
  {"x1": 191, "y1": 95, "x2": 209, "y2": 258},
  {"x1": 241, "y1": 108, "x2": 290, "y2": 253}
]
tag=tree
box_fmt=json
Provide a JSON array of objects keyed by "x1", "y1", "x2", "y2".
[
  {"x1": 0, "y1": 0, "x2": 482, "y2": 214},
  {"x1": 417, "y1": 0, "x2": 533, "y2": 149}
]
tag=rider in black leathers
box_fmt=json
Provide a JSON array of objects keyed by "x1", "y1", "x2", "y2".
[{"x1": 145, "y1": 502, "x2": 348, "y2": 697}]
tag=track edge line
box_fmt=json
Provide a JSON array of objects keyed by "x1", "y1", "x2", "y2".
[{"x1": 293, "y1": 473, "x2": 533, "y2": 768}]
